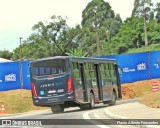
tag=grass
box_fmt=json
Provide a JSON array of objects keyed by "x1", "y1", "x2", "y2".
[{"x1": 140, "y1": 91, "x2": 160, "y2": 108}]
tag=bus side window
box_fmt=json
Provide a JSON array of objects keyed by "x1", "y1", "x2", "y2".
[
  {"x1": 84, "y1": 62, "x2": 92, "y2": 88},
  {"x1": 111, "y1": 63, "x2": 116, "y2": 77},
  {"x1": 40, "y1": 67, "x2": 45, "y2": 75},
  {"x1": 99, "y1": 63, "x2": 106, "y2": 86},
  {"x1": 46, "y1": 67, "x2": 50, "y2": 75},
  {"x1": 58, "y1": 67, "x2": 63, "y2": 73},
  {"x1": 72, "y1": 62, "x2": 79, "y2": 76},
  {"x1": 51, "y1": 67, "x2": 57, "y2": 74},
  {"x1": 34, "y1": 67, "x2": 39, "y2": 76},
  {"x1": 108, "y1": 63, "x2": 111, "y2": 76},
  {"x1": 72, "y1": 62, "x2": 82, "y2": 90}
]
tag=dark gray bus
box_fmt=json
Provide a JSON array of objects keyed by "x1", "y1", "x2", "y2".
[{"x1": 29, "y1": 56, "x2": 122, "y2": 113}]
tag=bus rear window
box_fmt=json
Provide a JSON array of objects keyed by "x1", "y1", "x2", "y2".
[{"x1": 32, "y1": 59, "x2": 66, "y2": 77}]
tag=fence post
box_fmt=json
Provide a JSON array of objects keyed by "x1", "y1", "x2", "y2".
[
  {"x1": 19, "y1": 61, "x2": 23, "y2": 89},
  {"x1": 148, "y1": 51, "x2": 152, "y2": 79}
]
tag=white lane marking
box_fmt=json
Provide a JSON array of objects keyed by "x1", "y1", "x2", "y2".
[
  {"x1": 83, "y1": 111, "x2": 110, "y2": 128},
  {"x1": 83, "y1": 111, "x2": 91, "y2": 119}
]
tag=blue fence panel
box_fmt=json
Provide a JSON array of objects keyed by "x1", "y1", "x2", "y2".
[
  {"x1": 102, "y1": 52, "x2": 150, "y2": 83},
  {"x1": 0, "y1": 62, "x2": 21, "y2": 91},
  {"x1": 150, "y1": 51, "x2": 160, "y2": 79},
  {"x1": 0, "y1": 51, "x2": 159, "y2": 92},
  {"x1": 22, "y1": 60, "x2": 31, "y2": 90}
]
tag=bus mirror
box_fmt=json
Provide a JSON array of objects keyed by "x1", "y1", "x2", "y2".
[
  {"x1": 114, "y1": 64, "x2": 122, "y2": 76},
  {"x1": 118, "y1": 67, "x2": 122, "y2": 75}
]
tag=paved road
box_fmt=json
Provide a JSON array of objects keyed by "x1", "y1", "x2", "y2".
[{"x1": 0, "y1": 99, "x2": 139, "y2": 128}]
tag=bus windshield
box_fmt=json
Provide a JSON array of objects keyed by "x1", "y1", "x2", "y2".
[{"x1": 32, "y1": 59, "x2": 66, "y2": 77}]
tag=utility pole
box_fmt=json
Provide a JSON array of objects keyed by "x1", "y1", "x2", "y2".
[
  {"x1": 144, "y1": 11, "x2": 148, "y2": 48},
  {"x1": 94, "y1": 11, "x2": 101, "y2": 56}
]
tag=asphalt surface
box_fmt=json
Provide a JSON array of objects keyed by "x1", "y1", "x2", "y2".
[{"x1": 0, "y1": 99, "x2": 160, "y2": 128}]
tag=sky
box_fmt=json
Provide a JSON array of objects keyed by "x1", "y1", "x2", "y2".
[{"x1": 0, "y1": 0, "x2": 159, "y2": 52}]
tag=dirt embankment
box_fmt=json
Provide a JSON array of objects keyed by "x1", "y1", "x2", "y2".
[
  {"x1": 121, "y1": 80, "x2": 153, "y2": 99},
  {"x1": 0, "y1": 89, "x2": 47, "y2": 114},
  {"x1": 121, "y1": 79, "x2": 160, "y2": 108}
]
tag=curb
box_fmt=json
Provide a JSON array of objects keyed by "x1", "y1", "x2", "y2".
[{"x1": 104, "y1": 109, "x2": 159, "y2": 128}]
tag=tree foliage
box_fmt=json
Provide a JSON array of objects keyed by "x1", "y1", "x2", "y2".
[
  {"x1": 0, "y1": 50, "x2": 13, "y2": 60},
  {"x1": 155, "y1": 2, "x2": 160, "y2": 23},
  {"x1": 66, "y1": 47, "x2": 87, "y2": 57},
  {"x1": 132, "y1": 0, "x2": 153, "y2": 47},
  {"x1": 81, "y1": 0, "x2": 122, "y2": 55},
  {"x1": 9, "y1": 0, "x2": 160, "y2": 61}
]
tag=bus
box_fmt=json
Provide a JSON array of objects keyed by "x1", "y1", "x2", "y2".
[{"x1": 29, "y1": 56, "x2": 122, "y2": 113}]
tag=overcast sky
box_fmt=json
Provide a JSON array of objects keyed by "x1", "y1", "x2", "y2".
[{"x1": 0, "y1": 0, "x2": 159, "y2": 51}]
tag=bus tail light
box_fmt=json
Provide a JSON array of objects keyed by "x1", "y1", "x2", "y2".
[
  {"x1": 31, "y1": 82, "x2": 38, "y2": 97},
  {"x1": 68, "y1": 77, "x2": 73, "y2": 93}
]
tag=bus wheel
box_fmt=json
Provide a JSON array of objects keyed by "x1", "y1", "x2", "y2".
[
  {"x1": 80, "y1": 93, "x2": 95, "y2": 110},
  {"x1": 51, "y1": 104, "x2": 64, "y2": 114},
  {"x1": 108, "y1": 91, "x2": 116, "y2": 106},
  {"x1": 89, "y1": 93, "x2": 95, "y2": 109}
]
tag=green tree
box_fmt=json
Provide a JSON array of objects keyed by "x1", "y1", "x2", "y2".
[
  {"x1": 0, "y1": 50, "x2": 13, "y2": 60},
  {"x1": 147, "y1": 19, "x2": 160, "y2": 44},
  {"x1": 81, "y1": 0, "x2": 115, "y2": 28},
  {"x1": 12, "y1": 33, "x2": 56, "y2": 60},
  {"x1": 132, "y1": 0, "x2": 153, "y2": 47},
  {"x1": 155, "y1": 2, "x2": 160, "y2": 23},
  {"x1": 110, "y1": 17, "x2": 144, "y2": 54},
  {"x1": 81, "y1": 0, "x2": 122, "y2": 56},
  {"x1": 32, "y1": 15, "x2": 70, "y2": 55}
]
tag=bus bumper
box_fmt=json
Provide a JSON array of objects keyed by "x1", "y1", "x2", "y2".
[{"x1": 32, "y1": 93, "x2": 75, "y2": 106}]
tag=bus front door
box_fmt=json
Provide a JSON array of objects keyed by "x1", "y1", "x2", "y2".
[
  {"x1": 114, "y1": 64, "x2": 122, "y2": 98},
  {"x1": 79, "y1": 63, "x2": 88, "y2": 102},
  {"x1": 94, "y1": 64, "x2": 103, "y2": 101}
]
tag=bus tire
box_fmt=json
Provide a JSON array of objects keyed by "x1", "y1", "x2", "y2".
[
  {"x1": 108, "y1": 91, "x2": 116, "y2": 106},
  {"x1": 80, "y1": 93, "x2": 95, "y2": 110},
  {"x1": 80, "y1": 104, "x2": 88, "y2": 110},
  {"x1": 89, "y1": 93, "x2": 95, "y2": 109},
  {"x1": 51, "y1": 104, "x2": 64, "y2": 114},
  {"x1": 103, "y1": 101, "x2": 108, "y2": 104}
]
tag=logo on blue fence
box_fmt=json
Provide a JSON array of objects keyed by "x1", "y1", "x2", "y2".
[
  {"x1": 137, "y1": 63, "x2": 146, "y2": 71},
  {"x1": 123, "y1": 68, "x2": 135, "y2": 73},
  {"x1": 5, "y1": 73, "x2": 16, "y2": 82}
]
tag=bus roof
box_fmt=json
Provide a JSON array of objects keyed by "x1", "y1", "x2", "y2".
[{"x1": 31, "y1": 56, "x2": 116, "y2": 63}]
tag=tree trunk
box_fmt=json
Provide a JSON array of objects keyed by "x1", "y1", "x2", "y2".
[
  {"x1": 94, "y1": 12, "x2": 101, "y2": 56},
  {"x1": 144, "y1": 13, "x2": 148, "y2": 47}
]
